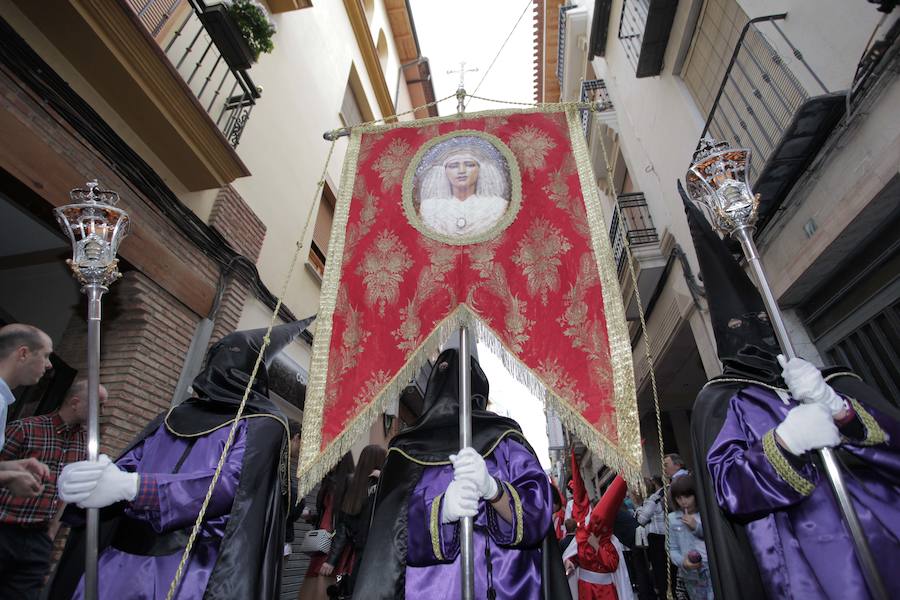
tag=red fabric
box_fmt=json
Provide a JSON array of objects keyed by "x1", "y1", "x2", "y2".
[
  {"x1": 553, "y1": 509, "x2": 565, "y2": 539},
  {"x1": 319, "y1": 113, "x2": 619, "y2": 456},
  {"x1": 570, "y1": 449, "x2": 590, "y2": 525},
  {"x1": 589, "y1": 475, "x2": 627, "y2": 537},
  {"x1": 577, "y1": 580, "x2": 619, "y2": 600}
]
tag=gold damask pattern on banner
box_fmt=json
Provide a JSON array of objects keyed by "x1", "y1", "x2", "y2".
[
  {"x1": 372, "y1": 138, "x2": 412, "y2": 191},
  {"x1": 508, "y1": 125, "x2": 556, "y2": 175},
  {"x1": 356, "y1": 229, "x2": 414, "y2": 317},
  {"x1": 511, "y1": 218, "x2": 573, "y2": 307},
  {"x1": 297, "y1": 107, "x2": 643, "y2": 496},
  {"x1": 466, "y1": 239, "x2": 533, "y2": 354}
]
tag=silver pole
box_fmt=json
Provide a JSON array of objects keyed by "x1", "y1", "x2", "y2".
[
  {"x1": 733, "y1": 226, "x2": 887, "y2": 600},
  {"x1": 84, "y1": 283, "x2": 106, "y2": 600},
  {"x1": 458, "y1": 326, "x2": 474, "y2": 600}
]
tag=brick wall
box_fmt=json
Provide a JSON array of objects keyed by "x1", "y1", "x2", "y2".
[
  {"x1": 208, "y1": 185, "x2": 267, "y2": 344},
  {"x1": 54, "y1": 271, "x2": 198, "y2": 455}
]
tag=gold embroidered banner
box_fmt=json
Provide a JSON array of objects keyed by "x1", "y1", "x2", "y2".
[{"x1": 298, "y1": 107, "x2": 640, "y2": 493}]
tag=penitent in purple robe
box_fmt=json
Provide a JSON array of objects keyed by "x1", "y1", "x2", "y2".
[
  {"x1": 72, "y1": 420, "x2": 247, "y2": 600},
  {"x1": 405, "y1": 438, "x2": 551, "y2": 600},
  {"x1": 707, "y1": 385, "x2": 900, "y2": 599}
]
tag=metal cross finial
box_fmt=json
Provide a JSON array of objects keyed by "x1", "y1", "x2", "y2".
[
  {"x1": 447, "y1": 61, "x2": 479, "y2": 90},
  {"x1": 447, "y1": 61, "x2": 478, "y2": 113}
]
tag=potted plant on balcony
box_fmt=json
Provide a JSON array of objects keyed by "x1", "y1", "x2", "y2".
[{"x1": 201, "y1": 0, "x2": 276, "y2": 70}]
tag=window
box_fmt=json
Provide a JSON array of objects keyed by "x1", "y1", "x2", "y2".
[
  {"x1": 681, "y1": 0, "x2": 749, "y2": 116},
  {"x1": 308, "y1": 182, "x2": 336, "y2": 280},
  {"x1": 339, "y1": 64, "x2": 375, "y2": 128}
]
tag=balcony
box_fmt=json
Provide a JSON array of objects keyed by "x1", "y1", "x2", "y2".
[
  {"x1": 696, "y1": 15, "x2": 845, "y2": 233},
  {"x1": 617, "y1": 0, "x2": 679, "y2": 78},
  {"x1": 581, "y1": 79, "x2": 619, "y2": 184},
  {"x1": 608, "y1": 193, "x2": 667, "y2": 320},
  {"x1": 558, "y1": 4, "x2": 590, "y2": 101},
  {"x1": 129, "y1": 1, "x2": 261, "y2": 147},
  {"x1": 580, "y1": 79, "x2": 615, "y2": 136},
  {"x1": 12, "y1": 0, "x2": 253, "y2": 191}
]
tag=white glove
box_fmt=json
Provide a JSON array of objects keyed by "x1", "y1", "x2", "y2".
[
  {"x1": 775, "y1": 403, "x2": 841, "y2": 456},
  {"x1": 450, "y1": 447, "x2": 499, "y2": 500},
  {"x1": 58, "y1": 455, "x2": 111, "y2": 504},
  {"x1": 778, "y1": 355, "x2": 845, "y2": 416},
  {"x1": 440, "y1": 479, "x2": 479, "y2": 524},
  {"x1": 76, "y1": 460, "x2": 140, "y2": 509}
]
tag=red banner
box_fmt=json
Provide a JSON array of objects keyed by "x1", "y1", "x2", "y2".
[{"x1": 299, "y1": 108, "x2": 640, "y2": 491}]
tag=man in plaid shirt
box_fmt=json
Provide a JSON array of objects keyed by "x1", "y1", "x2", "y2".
[{"x1": 0, "y1": 379, "x2": 106, "y2": 599}]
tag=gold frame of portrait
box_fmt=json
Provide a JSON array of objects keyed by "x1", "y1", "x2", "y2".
[{"x1": 402, "y1": 130, "x2": 522, "y2": 246}]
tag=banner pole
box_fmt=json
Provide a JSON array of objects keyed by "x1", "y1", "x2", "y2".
[{"x1": 458, "y1": 326, "x2": 475, "y2": 600}]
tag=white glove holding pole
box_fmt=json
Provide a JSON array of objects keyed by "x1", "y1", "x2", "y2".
[
  {"x1": 58, "y1": 454, "x2": 111, "y2": 504},
  {"x1": 441, "y1": 478, "x2": 479, "y2": 524},
  {"x1": 775, "y1": 403, "x2": 841, "y2": 456},
  {"x1": 778, "y1": 355, "x2": 846, "y2": 417},
  {"x1": 450, "y1": 447, "x2": 499, "y2": 500},
  {"x1": 75, "y1": 460, "x2": 140, "y2": 509}
]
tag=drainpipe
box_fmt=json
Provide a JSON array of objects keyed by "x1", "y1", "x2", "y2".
[{"x1": 394, "y1": 57, "x2": 431, "y2": 110}]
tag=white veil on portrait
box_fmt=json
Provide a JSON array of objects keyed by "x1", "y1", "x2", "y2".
[{"x1": 417, "y1": 136, "x2": 509, "y2": 203}]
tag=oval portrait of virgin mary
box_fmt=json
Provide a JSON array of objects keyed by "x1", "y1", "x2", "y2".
[{"x1": 403, "y1": 131, "x2": 521, "y2": 245}]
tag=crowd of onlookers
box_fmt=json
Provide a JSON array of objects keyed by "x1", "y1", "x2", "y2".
[
  {"x1": 626, "y1": 454, "x2": 712, "y2": 600},
  {"x1": 0, "y1": 324, "x2": 102, "y2": 599},
  {"x1": 554, "y1": 451, "x2": 713, "y2": 600},
  {"x1": 0, "y1": 321, "x2": 713, "y2": 600}
]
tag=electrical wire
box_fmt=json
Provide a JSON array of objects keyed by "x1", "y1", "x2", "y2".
[{"x1": 466, "y1": 0, "x2": 534, "y2": 105}]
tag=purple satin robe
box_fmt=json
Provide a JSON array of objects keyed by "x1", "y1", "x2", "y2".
[
  {"x1": 405, "y1": 438, "x2": 551, "y2": 599},
  {"x1": 72, "y1": 420, "x2": 247, "y2": 600},
  {"x1": 707, "y1": 385, "x2": 900, "y2": 599}
]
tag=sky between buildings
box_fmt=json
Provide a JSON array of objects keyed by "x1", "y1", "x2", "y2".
[{"x1": 408, "y1": 0, "x2": 551, "y2": 468}]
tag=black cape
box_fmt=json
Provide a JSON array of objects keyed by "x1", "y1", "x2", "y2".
[
  {"x1": 352, "y1": 348, "x2": 571, "y2": 600},
  {"x1": 691, "y1": 370, "x2": 900, "y2": 600},
  {"x1": 48, "y1": 399, "x2": 290, "y2": 600}
]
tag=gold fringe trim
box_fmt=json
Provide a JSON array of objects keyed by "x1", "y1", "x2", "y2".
[
  {"x1": 298, "y1": 130, "x2": 362, "y2": 480},
  {"x1": 298, "y1": 303, "x2": 644, "y2": 497},
  {"x1": 505, "y1": 481, "x2": 524, "y2": 545},
  {"x1": 847, "y1": 397, "x2": 888, "y2": 446},
  {"x1": 430, "y1": 493, "x2": 445, "y2": 561},
  {"x1": 705, "y1": 371, "x2": 862, "y2": 393},
  {"x1": 762, "y1": 429, "x2": 815, "y2": 496},
  {"x1": 387, "y1": 429, "x2": 526, "y2": 466},
  {"x1": 565, "y1": 108, "x2": 642, "y2": 485},
  {"x1": 348, "y1": 102, "x2": 598, "y2": 136}
]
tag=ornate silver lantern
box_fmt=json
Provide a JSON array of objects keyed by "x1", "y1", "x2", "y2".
[
  {"x1": 54, "y1": 180, "x2": 130, "y2": 600},
  {"x1": 686, "y1": 141, "x2": 886, "y2": 600}
]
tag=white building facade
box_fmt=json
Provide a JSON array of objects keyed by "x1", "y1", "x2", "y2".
[{"x1": 538, "y1": 0, "x2": 899, "y2": 474}]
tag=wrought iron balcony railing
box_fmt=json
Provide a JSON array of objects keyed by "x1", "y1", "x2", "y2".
[
  {"x1": 608, "y1": 193, "x2": 659, "y2": 274},
  {"x1": 127, "y1": 0, "x2": 260, "y2": 147},
  {"x1": 695, "y1": 15, "x2": 843, "y2": 232},
  {"x1": 580, "y1": 79, "x2": 614, "y2": 136}
]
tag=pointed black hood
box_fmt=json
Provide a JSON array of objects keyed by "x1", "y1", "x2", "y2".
[
  {"x1": 167, "y1": 316, "x2": 315, "y2": 435},
  {"x1": 390, "y1": 348, "x2": 522, "y2": 462},
  {"x1": 678, "y1": 181, "x2": 782, "y2": 385}
]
